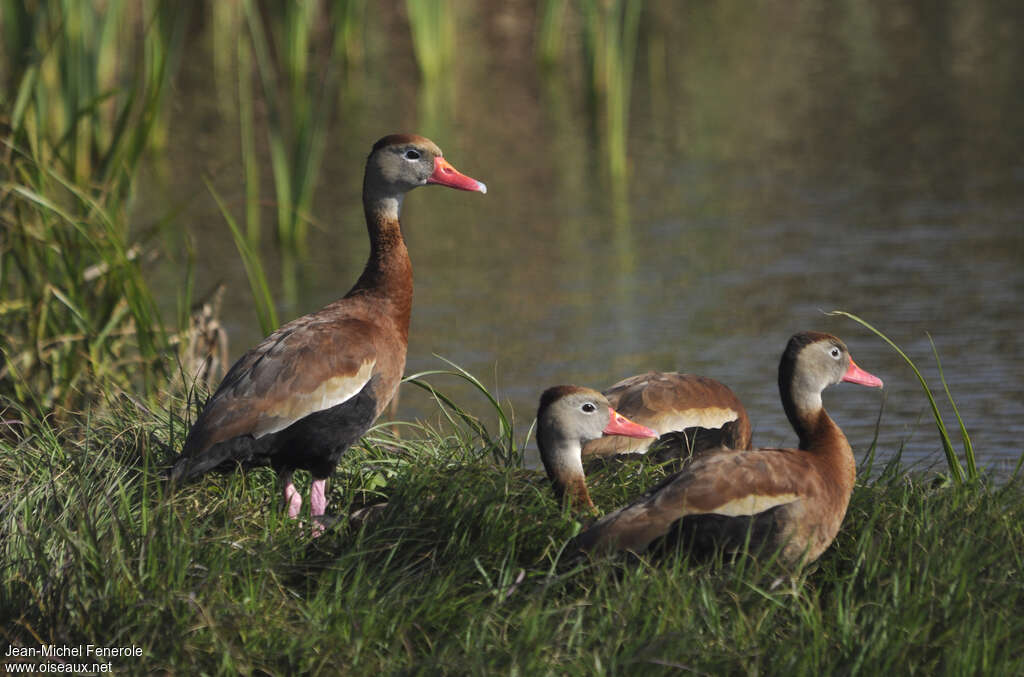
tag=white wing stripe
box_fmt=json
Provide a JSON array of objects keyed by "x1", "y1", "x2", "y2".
[
  {"x1": 255, "y1": 359, "x2": 376, "y2": 438},
  {"x1": 700, "y1": 492, "x2": 798, "y2": 517},
  {"x1": 663, "y1": 407, "x2": 738, "y2": 433}
]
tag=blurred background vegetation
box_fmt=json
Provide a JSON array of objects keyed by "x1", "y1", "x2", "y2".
[
  {"x1": 1, "y1": 0, "x2": 1021, "y2": 473},
  {"x1": 0, "y1": 0, "x2": 652, "y2": 415}
]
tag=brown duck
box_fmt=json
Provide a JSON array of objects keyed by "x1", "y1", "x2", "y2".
[
  {"x1": 170, "y1": 135, "x2": 486, "y2": 532},
  {"x1": 541, "y1": 332, "x2": 883, "y2": 566},
  {"x1": 536, "y1": 386, "x2": 658, "y2": 511},
  {"x1": 582, "y1": 371, "x2": 751, "y2": 461}
]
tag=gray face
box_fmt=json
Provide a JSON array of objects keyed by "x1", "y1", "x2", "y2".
[
  {"x1": 371, "y1": 142, "x2": 438, "y2": 193},
  {"x1": 801, "y1": 338, "x2": 851, "y2": 390},
  {"x1": 540, "y1": 390, "x2": 612, "y2": 448},
  {"x1": 782, "y1": 335, "x2": 852, "y2": 420}
]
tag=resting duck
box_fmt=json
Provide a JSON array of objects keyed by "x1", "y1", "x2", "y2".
[
  {"x1": 537, "y1": 386, "x2": 658, "y2": 511},
  {"x1": 170, "y1": 134, "x2": 486, "y2": 533},
  {"x1": 582, "y1": 371, "x2": 751, "y2": 461},
  {"x1": 543, "y1": 332, "x2": 883, "y2": 566}
]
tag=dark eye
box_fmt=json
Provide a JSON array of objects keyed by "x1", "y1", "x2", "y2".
[
  {"x1": 581, "y1": 402, "x2": 597, "y2": 414},
  {"x1": 829, "y1": 346, "x2": 841, "y2": 359},
  {"x1": 404, "y1": 149, "x2": 421, "y2": 160}
]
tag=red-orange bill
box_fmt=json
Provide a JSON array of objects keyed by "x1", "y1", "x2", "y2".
[
  {"x1": 604, "y1": 408, "x2": 658, "y2": 439},
  {"x1": 842, "y1": 358, "x2": 884, "y2": 388},
  {"x1": 427, "y1": 157, "x2": 487, "y2": 193}
]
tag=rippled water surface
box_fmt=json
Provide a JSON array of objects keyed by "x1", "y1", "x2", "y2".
[{"x1": 144, "y1": 2, "x2": 1024, "y2": 473}]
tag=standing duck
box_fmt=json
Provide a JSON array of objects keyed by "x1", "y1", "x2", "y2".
[
  {"x1": 170, "y1": 134, "x2": 486, "y2": 532},
  {"x1": 582, "y1": 371, "x2": 751, "y2": 461},
  {"x1": 545, "y1": 332, "x2": 883, "y2": 566},
  {"x1": 537, "y1": 386, "x2": 658, "y2": 511}
]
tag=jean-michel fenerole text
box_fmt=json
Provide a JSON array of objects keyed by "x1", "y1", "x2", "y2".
[{"x1": 6, "y1": 645, "x2": 143, "y2": 658}]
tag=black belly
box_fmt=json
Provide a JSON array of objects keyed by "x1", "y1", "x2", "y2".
[
  {"x1": 656, "y1": 505, "x2": 786, "y2": 560},
  {"x1": 176, "y1": 378, "x2": 381, "y2": 481},
  {"x1": 648, "y1": 420, "x2": 747, "y2": 465},
  {"x1": 259, "y1": 382, "x2": 381, "y2": 477}
]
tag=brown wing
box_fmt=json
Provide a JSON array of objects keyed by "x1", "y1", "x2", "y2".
[
  {"x1": 181, "y1": 314, "x2": 396, "y2": 458},
  {"x1": 583, "y1": 372, "x2": 751, "y2": 457},
  {"x1": 574, "y1": 448, "x2": 818, "y2": 553}
]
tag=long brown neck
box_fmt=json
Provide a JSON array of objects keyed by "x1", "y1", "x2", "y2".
[
  {"x1": 786, "y1": 399, "x2": 856, "y2": 493},
  {"x1": 538, "y1": 434, "x2": 596, "y2": 512},
  {"x1": 347, "y1": 196, "x2": 413, "y2": 336},
  {"x1": 561, "y1": 475, "x2": 596, "y2": 512}
]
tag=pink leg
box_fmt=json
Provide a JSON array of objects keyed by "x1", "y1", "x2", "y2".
[
  {"x1": 282, "y1": 472, "x2": 302, "y2": 519},
  {"x1": 310, "y1": 478, "x2": 328, "y2": 537}
]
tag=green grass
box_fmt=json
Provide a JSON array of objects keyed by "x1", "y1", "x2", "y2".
[{"x1": 2, "y1": 371, "x2": 1023, "y2": 675}]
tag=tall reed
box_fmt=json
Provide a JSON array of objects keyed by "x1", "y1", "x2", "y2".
[
  {"x1": 580, "y1": 0, "x2": 641, "y2": 184},
  {"x1": 406, "y1": 0, "x2": 458, "y2": 137},
  {"x1": 238, "y1": 0, "x2": 342, "y2": 304},
  {"x1": 2, "y1": 1, "x2": 179, "y2": 198},
  {"x1": 0, "y1": 1, "x2": 186, "y2": 412},
  {"x1": 536, "y1": 0, "x2": 569, "y2": 68},
  {"x1": 406, "y1": 0, "x2": 456, "y2": 85},
  {"x1": 539, "y1": 0, "x2": 641, "y2": 185},
  {"x1": 537, "y1": 0, "x2": 641, "y2": 233},
  {"x1": 331, "y1": 0, "x2": 369, "y2": 69},
  {"x1": 206, "y1": 180, "x2": 279, "y2": 336}
]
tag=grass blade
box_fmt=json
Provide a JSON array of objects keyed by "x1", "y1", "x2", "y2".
[
  {"x1": 828, "y1": 310, "x2": 969, "y2": 483},
  {"x1": 927, "y1": 332, "x2": 976, "y2": 479},
  {"x1": 404, "y1": 357, "x2": 517, "y2": 466}
]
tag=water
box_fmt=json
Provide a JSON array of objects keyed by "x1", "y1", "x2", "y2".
[{"x1": 143, "y1": 2, "x2": 1024, "y2": 474}]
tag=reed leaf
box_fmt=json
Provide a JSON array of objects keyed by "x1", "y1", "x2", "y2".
[
  {"x1": 927, "y1": 332, "x2": 976, "y2": 478},
  {"x1": 406, "y1": 0, "x2": 455, "y2": 84},
  {"x1": 536, "y1": 0, "x2": 569, "y2": 67},
  {"x1": 204, "y1": 178, "x2": 278, "y2": 336},
  {"x1": 331, "y1": 0, "x2": 368, "y2": 68},
  {"x1": 405, "y1": 357, "x2": 518, "y2": 467},
  {"x1": 581, "y1": 0, "x2": 641, "y2": 182},
  {"x1": 237, "y1": 24, "x2": 260, "y2": 244}
]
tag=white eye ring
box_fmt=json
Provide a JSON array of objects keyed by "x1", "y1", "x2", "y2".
[
  {"x1": 581, "y1": 402, "x2": 597, "y2": 414},
  {"x1": 404, "y1": 149, "x2": 421, "y2": 160},
  {"x1": 829, "y1": 346, "x2": 841, "y2": 359}
]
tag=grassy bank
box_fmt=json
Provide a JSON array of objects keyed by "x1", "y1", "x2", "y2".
[{"x1": 1, "y1": 383, "x2": 1023, "y2": 675}]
